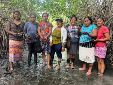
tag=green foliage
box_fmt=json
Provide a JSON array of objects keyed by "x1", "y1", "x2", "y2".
[{"x1": 0, "y1": 0, "x2": 88, "y2": 21}]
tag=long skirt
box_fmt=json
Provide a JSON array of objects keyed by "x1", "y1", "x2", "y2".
[
  {"x1": 79, "y1": 46, "x2": 95, "y2": 64},
  {"x1": 67, "y1": 43, "x2": 78, "y2": 55},
  {"x1": 9, "y1": 40, "x2": 23, "y2": 63}
]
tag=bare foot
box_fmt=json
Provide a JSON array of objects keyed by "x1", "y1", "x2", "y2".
[
  {"x1": 56, "y1": 65, "x2": 60, "y2": 70},
  {"x1": 79, "y1": 68, "x2": 86, "y2": 71},
  {"x1": 47, "y1": 65, "x2": 51, "y2": 69},
  {"x1": 9, "y1": 68, "x2": 13, "y2": 73},
  {"x1": 98, "y1": 73, "x2": 103, "y2": 77},
  {"x1": 97, "y1": 72, "x2": 101, "y2": 75},
  {"x1": 65, "y1": 64, "x2": 70, "y2": 69},
  {"x1": 86, "y1": 71, "x2": 91, "y2": 76},
  {"x1": 43, "y1": 62, "x2": 47, "y2": 67},
  {"x1": 71, "y1": 63, "x2": 75, "y2": 69}
]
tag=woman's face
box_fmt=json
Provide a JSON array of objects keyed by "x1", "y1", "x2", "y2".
[
  {"x1": 42, "y1": 14, "x2": 48, "y2": 21},
  {"x1": 70, "y1": 17, "x2": 76, "y2": 25},
  {"x1": 84, "y1": 18, "x2": 91, "y2": 27},
  {"x1": 30, "y1": 16, "x2": 36, "y2": 22},
  {"x1": 97, "y1": 18, "x2": 104, "y2": 27},
  {"x1": 13, "y1": 12, "x2": 21, "y2": 20},
  {"x1": 57, "y1": 21, "x2": 63, "y2": 28}
]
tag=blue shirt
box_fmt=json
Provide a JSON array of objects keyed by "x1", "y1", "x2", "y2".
[
  {"x1": 24, "y1": 22, "x2": 38, "y2": 43},
  {"x1": 80, "y1": 24, "x2": 97, "y2": 43}
]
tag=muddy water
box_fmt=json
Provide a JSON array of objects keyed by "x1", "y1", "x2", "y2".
[{"x1": 0, "y1": 49, "x2": 113, "y2": 85}]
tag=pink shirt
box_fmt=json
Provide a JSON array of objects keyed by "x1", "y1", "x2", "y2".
[{"x1": 95, "y1": 26, "x2": 109, "y2": 47}]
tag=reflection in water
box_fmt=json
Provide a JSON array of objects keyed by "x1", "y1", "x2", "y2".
[{"x1": 0, "y1": 50, "x2": 113, "y2": 85}]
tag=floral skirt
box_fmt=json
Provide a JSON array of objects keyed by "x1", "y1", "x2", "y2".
[
  {"x1": 9, "y1": 40, "x2": 23, "y2": 62},
  {"x1": 95, "y1": 46, "x2": 107, "y2": 59},
  {"x1": 41, "y1": 40, "x2": 51, "y2": 54}
]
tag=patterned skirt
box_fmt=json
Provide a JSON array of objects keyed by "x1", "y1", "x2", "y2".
[
  {"x1": 41, "y1": 40, "x2": 51, "y2": 54},
  {"x1": 95, "y1": 46, "x2": 107, "y2": 59},
  {"x1": 9, "y1": 40, "x2": 23, "y2": 62}
]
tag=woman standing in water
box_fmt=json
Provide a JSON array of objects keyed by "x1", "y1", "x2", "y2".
[
  {"x1": 79, "y1": 17, "x2": 97, "y2": 76},
  {"x1": 95, "y1": 18, "x2": 110, "y2": 76},
  {"x1": 5, "y1": 11, "x2": 24, "y2": 72},
  {"x1": 65, "y1": 15, "x2": 80, "y2": 69},
  {"x1": 38, "y1": 13, "x2": 52, "y2": 69},
  {"x1": 50, "y1": 18, "x2": 67, "y2": 70}
]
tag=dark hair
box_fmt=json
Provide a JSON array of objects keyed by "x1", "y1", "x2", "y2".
[
  {"x1": 97, "y1": 17, "x2": 105, "y2": 22},
  {"x1": 29, "y1": 13, "x2": 36, "y2": 18},
  {"x1": 70, "y1": 15, "x2": 77, "y2": 21},
  {"x1": 42, "y1": 12, "x2": 49, "y2": 17},
  {"x1": 13, "y1": 10, "x2": 21, "y2": 19},
  {"x1": 55, "y1": 18, "x2": 63, "y2": 23},
  {"x1": 84, "y1": 16, "x2": 93, "y2": 24}
]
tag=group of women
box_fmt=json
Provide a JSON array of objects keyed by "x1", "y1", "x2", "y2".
[{"x1": 5, "y1": 11, "x2": 110, "y2": 77}]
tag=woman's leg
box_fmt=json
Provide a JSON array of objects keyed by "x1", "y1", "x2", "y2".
[
  {"x1": 9, "y1": 62, "x2": 13, "y2": 72},
  {"x1": 65, "y1": 54, "x2": 71, "y2": 68},
  {"x1": 34, "y1": 52, "x2": 37, "y2": 65},
  {"x1": 79, "y1": 62, "x2": 86, "y2": 71},
  {"x1": 86, "y1": 63, "x2": 93, "y2": 75},
  {"x1": 47, "y1": 42, "x2": 51, "y2": 69},
  {"x1": 41, "y1": 41, "x2": 46, "y2": 65},
  {"x1": 47, "y1": 54, "x2": 51, "y2": 69},
  {"x1": 42, "y1": 52, "x2": 46, "y2": 65},
  {"x1": 56, "y1": 44, "x2": 62, "y2": 70},
  {"x1": 70, "y1": 54, "x2": 75, "y2": 69},
  {"x1": 50, "y1": 45, "x2": 55, "y2": 68},
  {"x1": 100, "y1": 58, "x2": 105, "y2": 75},
  {"x1": 33, "y1": 42, "x2": 38, "y2": 65},
  {"x1": 97, "y1": 58, "x2": 101, "y2": 74},
  {"x1": 28, "y1": 43, "x2": 33, "y2": 66}
]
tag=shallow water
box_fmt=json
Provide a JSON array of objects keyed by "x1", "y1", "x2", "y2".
[{"x1": 0, "y1": 49, "x2": 113, "y2": 85}]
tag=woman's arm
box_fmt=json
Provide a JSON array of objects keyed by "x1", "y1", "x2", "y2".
[
  {"x1": 89, "y1": 28, "x2": 97, "y2": 37},
  {"x1": 96, "y1": 32, "x2": 110, "y2": 42},
  {"x1": 5, "y1": 22, "x2": 16, "y2": 35},
  {"x1": 38, "y1": 26, "x2": 42, "y2": 38},
  {"x1": 47, "y1": 23, "x2": 53, "y2": 38},
  {"x1": 46, "y1": 26, "x2": 52, "y2": 38},
  {"x1": 62, "y1": 27, "x2": 67, "y2": 47}
]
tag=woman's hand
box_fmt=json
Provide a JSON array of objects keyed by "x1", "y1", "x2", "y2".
[
  {"x1": 13, "y1": 33, "x2": 18, "y2": 36},
  {"x1": 50, "y1": 42, "x2": 53, "y2": 46},
  {"x1": 62, "y1": 47, "x2": 65, "y2": 52},
  {"x1": 40, "y1": 35, "x2": 43, "y2": 39},
  {"x1": 82, "y1": 32, "x2": 89, "y2": 35},
  {"x1": 17, "y1": 33, "x2": 23, "y2": 37},
  {"x1": 94, "y1": 39, "x2": 99, "y2": 42},
  {"x1": 94, "y1": 39, "x2": 103, "y2": 42}
]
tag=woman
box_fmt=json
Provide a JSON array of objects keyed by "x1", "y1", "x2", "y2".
[
  {"x1": 24, "y1": 14, "x2": 39, "y2": 67},
  {"x1": 38, "y1": 13, "x2": 52, "y2": 69},
  {"x1": 65, "y1": 15, "x2": 80, "y2": 69},
  {"x1": 79, "y1": 17, "x2": 97, "y2": 76},
  {"x1": 95, "y1": 18, "x2": 110, "y2": 76},
  {"x1": 50, "y1": 18, "x2": 67, "y2": 70},
  {"x1": 5, "y1": 11, "x2": 24, "y2": 72}
]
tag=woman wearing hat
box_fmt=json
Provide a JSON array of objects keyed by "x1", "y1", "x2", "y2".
[{"x1": 50, "y1": 18, "x2": 67, "y2": 70}]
